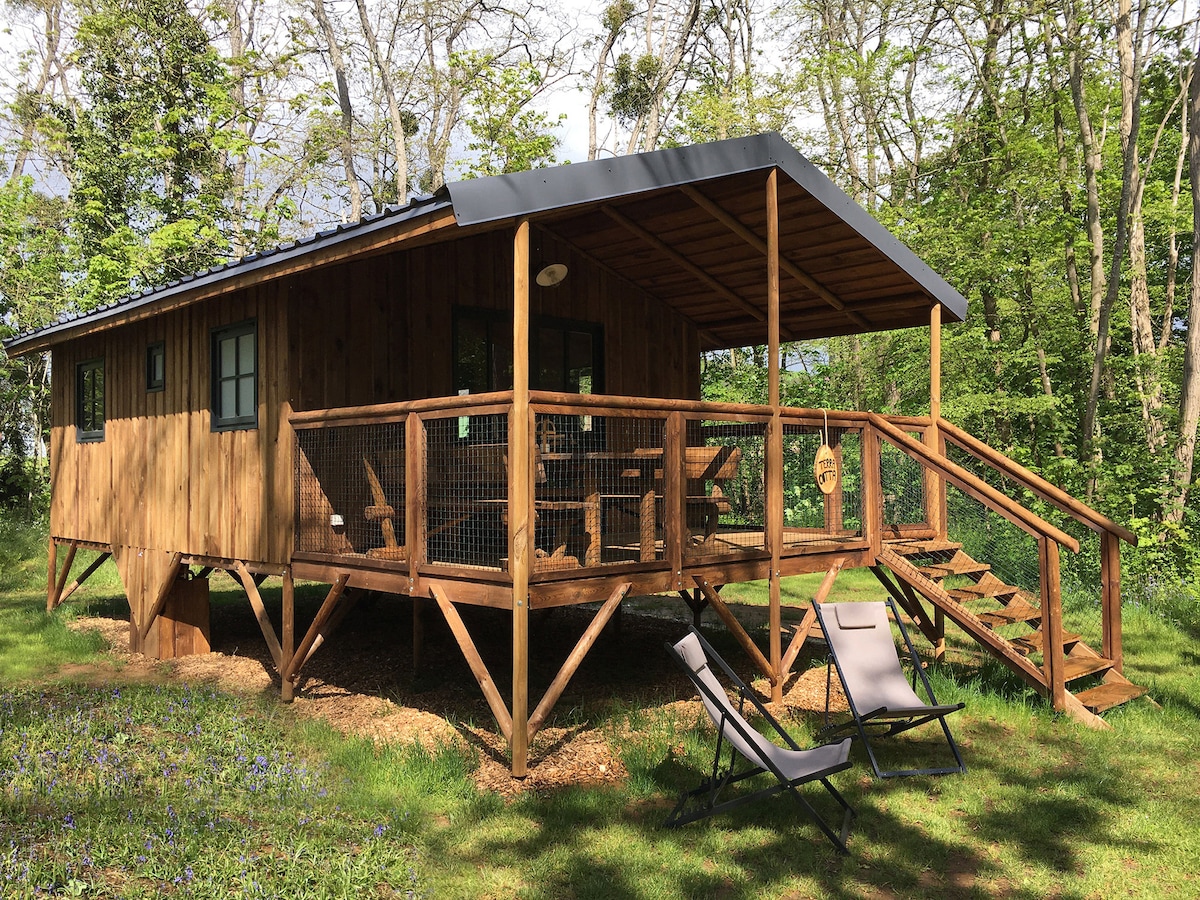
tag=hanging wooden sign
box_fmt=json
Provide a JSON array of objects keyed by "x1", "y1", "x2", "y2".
[{"x1": 814, "y1": 443, "x2": 839, "y2": 495}]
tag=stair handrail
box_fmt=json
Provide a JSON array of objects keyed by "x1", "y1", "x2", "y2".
[
  {"x1": 867, "y1": 414, "x2": 1080, "y2": 553},
  {"x1": 936, "y1": 418, "x2": 1137, "y2": 545}
]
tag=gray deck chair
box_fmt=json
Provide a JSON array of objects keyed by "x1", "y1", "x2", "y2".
[
  {"x1": 814, "y1": 597, "x2": 966, "y2": 778},
  {"x1": 664, "y1": 627, "x2": 856, "y2": 853}
]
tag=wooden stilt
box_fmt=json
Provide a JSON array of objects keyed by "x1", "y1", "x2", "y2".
[
  {"x1": 46, "y1": 537, "x2": 58, "y2": 613},
  {"x1": 431, "y1": 585, "x2": 513, "y2": 741},
  {"x1": 55, "y1": 551, "x2": 111, "y2": 608},
  {"x1": 694, "y1": 576, "x2": 774, "y2": 682},
  {"x1": 282, "y1": 575, "x2": 350, "y2": 684},
  {"x1": 138, "y1": 552, "x2": 185, "y2": 643},
  {"x1": 527, "y1": 582, "x2": 631, "y2": 741},
  {"x1": 281, "y1": 568, "x2": 295, "y2": 702},
  {"x1": 510, "y1": 217, "x2": 532, "y2": 776},
  {"x1": 766, "y1": 168, "x2": 783, "y2": 704},
  {"x1": 233, "y1": 561, "x2": 283, "y2": 670},
  {"x1": 780, "y1": 604, "x2": 817, "y2": 679},
  {"x1": 50, "y1": 541, "x2": 78, "y2": 613},
  {"x1": 679, "y1": 588, "x2": 708, "y2": 627}
]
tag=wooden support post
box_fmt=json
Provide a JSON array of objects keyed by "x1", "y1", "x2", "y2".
[
  {"x1": 46, "y1": 537, "x2": 58, "y2": 613},
  {"x1": 431, "y1": 584, "x2": 513, "y2": 741},
  {"x1": 923, "y1": 302, "x2": 947, "y2": 538},
  {"x1": 862, "y1": 424, "x2": 884, "y2": 559},
  {"x1": 282, "y1": 575, "x2": 350, "y2": 684},
  {"x1": 664, "y1": 412, "x2": 686, "y2": 586},
  {"x1": 407, "y1": 412, "x2": 428, "y2": 674},
  {"x1": 49, "y1": 541, "x2": 78, "y2": 613},
  {"x1": 138, "y1": 552, "x2": 184, "y2": 644},
  {"x1": 766, "y1": 168, "x2": 784, "y2": 704},
  {"x1": 694, "y1": 576, "x2": 774, "y2": 682},
  {"x1": 1039, "y1": 537, "x2": 1067, "y2": 712},
  {"x1": 281, "y1": 568, "x2": 295, "y2": 702},
  {"x1": 933, "y1": 608, "x2": 946, "y2": 663},
  {"x1": 233, "y1": 561, "x2": 283, "y2": 671},
  {"x1": 527, "y1": 582, "x2": 631, "y2": 741},
  {"x1": 1100, "y1": 529, "x2": 1122, "y2": 673},
  {"x1": 679, "y1": 588, "x2": 707, "y2": 628},
  {"x1": 510, "y1": 217, "x2": 533, "y2": 776}
]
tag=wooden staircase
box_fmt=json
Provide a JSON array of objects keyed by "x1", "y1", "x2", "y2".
[{"x1": 877, "y1": 540, "x2": 1148, "y2": 722}]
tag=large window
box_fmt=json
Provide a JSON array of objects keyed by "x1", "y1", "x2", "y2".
[
  {"x1": 76, "y1": 358, "x2": 105, "y2": 442},
  {"x1": 453, "y1": 308, "x2": 602, "y2": 446},
  {"x1": 211, "y1": 321, "x2": 257, "y2": 431}
]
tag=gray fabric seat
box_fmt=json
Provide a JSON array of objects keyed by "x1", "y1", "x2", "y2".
[
  {"x1": 664, "y1": 628, "x2": 856, "y2": 853},
  {"x1": 815, "y1": 598, "x2": 966, "y2": 778}
]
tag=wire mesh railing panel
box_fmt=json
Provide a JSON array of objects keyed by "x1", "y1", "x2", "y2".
[
  {"x1": 942, "y1": 440, "x2": 1099, "y2": 599},
  {"x1": 535, "y1": 412, "x2": 666, "y2": 568},
  {"x1": 425, "y1": 413, "x2": 510, "y2": 570},
  {"x1": 295, "y1": 421, "x2": 406, "y2": 558},
  {"x1": 688, "y1": 421, "x2": 767, "y2": 555},
  {"x1": 945, "y1": 483, "x2": 1041, "y2": 598},
  {"x1": 880, "y1": 433, "x2": 929, "y2": 529},
  {"x1": 781, "y1": 425, "x2": 863, "y2": 544}
]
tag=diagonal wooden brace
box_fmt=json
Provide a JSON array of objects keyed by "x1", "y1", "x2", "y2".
[
  {"x1": 694, "y1": 575, "x2": 774, "y2": 683},
  {"x1": 292, "y1": 588, "x2": 362, "y2": 675},
  {"x1": 48, "y1": 542, "x2": 79, "y2": 613},
  {"x1": 527, "y1": 582, "x2": 631, "y2": 742},
  {"x1": 282, "y1": 575, "x2": 350, "y2": 684},
  {"x1": 233, "y1": 561, "x2": 283, "y2": 671},
  {"x1": 431, "y1": 584, "x2": 513, "y2": 742},
  {"x1": 54, "y1": 550, "x2": 112, "y2": 610},
  {"x1": 138, "y1": 552, "x2": 185, "y2": 644}
]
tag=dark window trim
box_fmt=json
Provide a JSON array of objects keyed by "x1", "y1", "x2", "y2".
[
  {"x1": 146, "y1": 341, "x2": 165, "y2": 392},
  {"x1": 76, "y1": 357, "x2": 105, "y2": 443},
  {"x1": 210, "y1": 319, "x2": 258, "y2": 432}
]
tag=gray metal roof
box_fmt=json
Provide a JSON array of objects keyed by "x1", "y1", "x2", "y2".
[{"x1": 4, "y1": 133, "x2": 967, "y2": 355}]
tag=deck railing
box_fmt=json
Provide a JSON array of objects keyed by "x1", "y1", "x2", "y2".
[{"x1": 292, "y1": 392, "x2": 879, "y2": 580}]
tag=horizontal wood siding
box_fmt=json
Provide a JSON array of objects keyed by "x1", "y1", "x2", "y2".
[{"x1": 49, "y1": 284, "x2": 292, "y2": 565}]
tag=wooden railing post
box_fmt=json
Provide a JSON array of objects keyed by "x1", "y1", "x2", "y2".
[
  {"x1": 863, "y1": 423, "x2": 884, "y2": 559},
  {"x1": 765, "y1": 167, "x2": 783, "y2": 703},
  {"x1": 664, "y1": 412, "x2": 686, "y2": 588},
  {"x1": 406, "y1": 413, "x2": 427, "y2": 583},
  {"x1": 1039, "y1": 536, "x2": 1066, "y2": 711},
  {"x1": 1101, "y1": 530, "x2": 1123, "y2": 673}
]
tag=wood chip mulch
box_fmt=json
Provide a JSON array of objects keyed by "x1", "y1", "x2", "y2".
[{"x1": 66, "y1": 590, "x2": 847, "y2": 798}]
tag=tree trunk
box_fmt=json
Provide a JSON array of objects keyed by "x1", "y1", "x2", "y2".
[
  {"x1": 354, "y1": 0, "x2": 408, "y2": 205},
  {"x1": 313, "y1": 0, "x2": 363, "y2": 221}
]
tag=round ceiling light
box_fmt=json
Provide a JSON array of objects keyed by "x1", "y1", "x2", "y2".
[{"x1": 536, "y1": 263, "x2": 569, "y2": 287}]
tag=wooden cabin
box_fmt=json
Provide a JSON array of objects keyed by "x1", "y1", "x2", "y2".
[{"x1": 5, "y1": 133, "x2": 1145, "y2": 774}]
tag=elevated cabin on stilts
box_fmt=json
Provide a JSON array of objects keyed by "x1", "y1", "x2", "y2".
[{"x1": 5, "y1": 133, "x2": 1146, "y2": 775}]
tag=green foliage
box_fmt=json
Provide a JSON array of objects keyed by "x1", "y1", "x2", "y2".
[
  {"x1": 68, "y1": 0, "x2": 235, "y2": 307},
  {"x1": 455, "y1": 52, "x2": 566, "y2": 178},
  {"x1": 608, "y1": 52, "x2": 661, "y2": 125}
]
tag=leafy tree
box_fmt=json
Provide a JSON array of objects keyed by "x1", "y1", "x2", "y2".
[{"x1": 458, "y1": 53, "x2": 565, "y2": 177}]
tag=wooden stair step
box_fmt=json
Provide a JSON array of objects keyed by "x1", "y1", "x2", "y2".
[
  {"x1": 887, "y1": 539, "x2": 962, "y2": 558},
  {"x1": 918, "y1": 555, "x2": 992, "y2": 579},
  {"x1": 950, "y1": 582, "x2": 1020, "y2": 602},
  {"x1": 1073, "y1": 682, "x2": 1149, "y2": 713},
  {"x1": 977, "y1": 599, "x2": 1041, "y2": 627},
  {"x1": 1064, "y1": 655, "x2": 1114, "y2": 682},
  {"x1": 1010, "y1": 630, "x2": 1081, "y2": 655}
]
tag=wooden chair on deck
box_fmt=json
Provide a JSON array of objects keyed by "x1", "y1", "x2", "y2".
[
  {"x1": 683, "y1": 445, "x2": 742, "y2": 544},
  {"x1": 363, "y1": 455, "x2": 406, "y2": 560}
]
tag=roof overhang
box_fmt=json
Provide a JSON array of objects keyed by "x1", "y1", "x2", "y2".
[{"x1": 4, "y1": 133, "x2": 966, "y2": 357}]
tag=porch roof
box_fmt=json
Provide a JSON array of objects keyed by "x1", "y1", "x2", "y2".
[{"x1": 5, "y1": 133, "x2": 966, "y2": 356}]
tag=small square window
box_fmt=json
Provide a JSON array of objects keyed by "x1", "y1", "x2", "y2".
[
  {"x1": 146, "y1": 342, "x2": 165, "y2": 392},
  {"x1": 211, "y1": 320, "x2": 257, "y2": 431},
  {"x1": 76, "y1": 358, "x2": 105, "y2": 442}
]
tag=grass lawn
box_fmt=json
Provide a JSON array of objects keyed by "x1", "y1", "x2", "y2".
[{"x1": 2, "y1": 517, "x2": 1199, "y2": 898}]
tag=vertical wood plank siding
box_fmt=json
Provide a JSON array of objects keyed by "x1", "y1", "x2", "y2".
[{"x1": 48, "y1": 225, "x2": 701, "y2": 574}]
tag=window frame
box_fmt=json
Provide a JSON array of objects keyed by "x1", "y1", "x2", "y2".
[
  {"x1": 146, "y1": 341, "x2": 165, "y2": 392},
  {"x1": 75, "y1": 357, "x2": 105, "y2": 443},
  {"x1": 210, "y1": 320, "x2": 258, "y2": 432}
]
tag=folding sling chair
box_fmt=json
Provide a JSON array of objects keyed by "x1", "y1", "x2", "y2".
[
  {"x1": 664, "y1": 627, "x2": 856, "y2": 853},
  {"x1": 814, "y1": 597, "x2": 966, "y2": 778}
]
